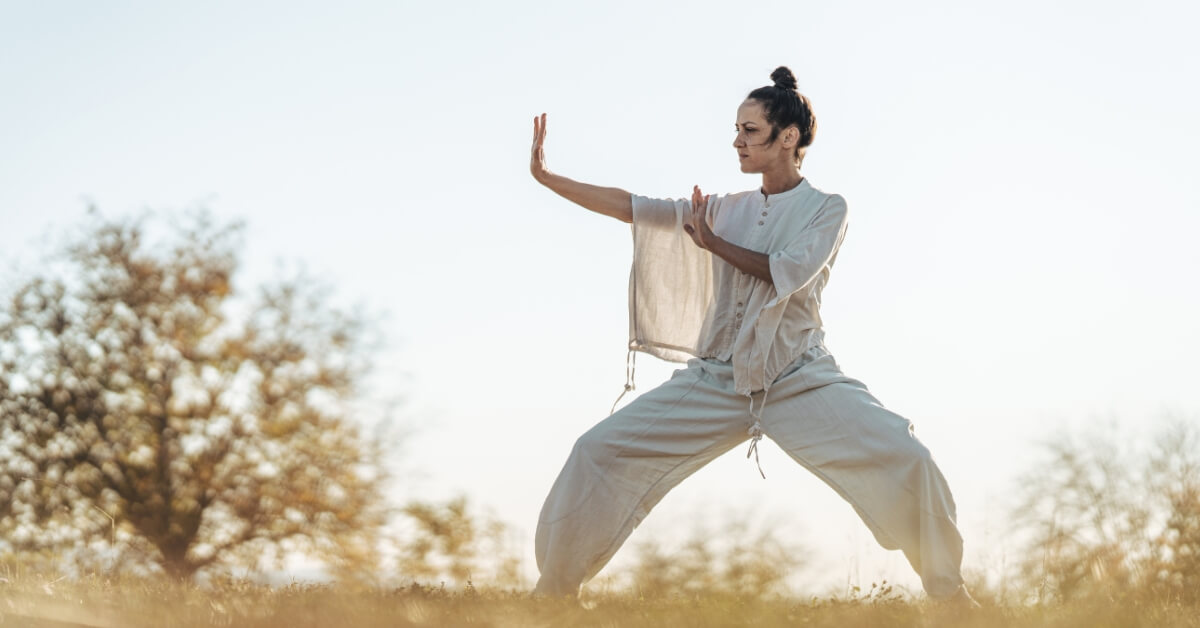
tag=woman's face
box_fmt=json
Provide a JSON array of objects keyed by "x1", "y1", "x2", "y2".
[{"x1": 733, "y1": 99, "x2": 791, "y2": 173}]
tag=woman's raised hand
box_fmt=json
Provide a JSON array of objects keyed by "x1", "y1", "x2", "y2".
[
  {"x1": 530, "y1": 113, "x2": 550, "y2": 183},
  {"x1": 527, "y1": 113, "x2": 634, "y2": 222},
  {"x1": 683, "y1": 185, "x2": 716, "y2": 250}
]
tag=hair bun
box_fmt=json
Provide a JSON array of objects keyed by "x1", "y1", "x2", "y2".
[{"x1": 770, "y1": 66, "x2": 798, "y2": 90}]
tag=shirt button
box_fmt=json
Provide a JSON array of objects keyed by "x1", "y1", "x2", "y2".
[
  {"x1": 737, "y1": 301, "x2": 743, "y2": 307},
  {"x1": 736, "y1": 312, "x2": 743, "y2": 318},
  {"x1": 761, "y1": 211, "x2": 768, "y2": 217},
  {"x1": 757, "y1": 220, "x2": 764, "y2": 226}
]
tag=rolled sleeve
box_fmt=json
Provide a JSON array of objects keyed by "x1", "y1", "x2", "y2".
[
  {"x1": 768, "y1": 194, "x2": 849, "y2": 301},
  {"x1": 631, "y1": 194, "x2": 691, "y2": 232}
]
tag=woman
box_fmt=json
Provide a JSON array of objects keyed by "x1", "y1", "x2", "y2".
[{"x1": 529, "y1": 67, "x2": 975, "y2": 605}]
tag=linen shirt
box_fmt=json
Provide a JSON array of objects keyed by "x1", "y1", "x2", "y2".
[{"x1": 628, "y1": 178, "x2": 848, "y2": 396}]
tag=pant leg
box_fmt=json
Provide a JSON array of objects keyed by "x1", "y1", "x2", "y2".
[
  {"x1": 534, "y1": 360, "x2": 749, "y2": 596},
  {"x1": 760, "y1": 349, "x2": 965, "y2": 599}
]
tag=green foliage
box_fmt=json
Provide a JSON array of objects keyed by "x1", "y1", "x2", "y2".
[{"x1": 0, "y1": 211, "x2": 387, "y2": 580}]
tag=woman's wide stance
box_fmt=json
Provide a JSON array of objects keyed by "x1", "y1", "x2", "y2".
[
  {"x1": 529, "y1": 67, "x2": 973, "y2": 602},
  {"x1": 534, "y1": 348, "x2": 964, "y2": 598}
]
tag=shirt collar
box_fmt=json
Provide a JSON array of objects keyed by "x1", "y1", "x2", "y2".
[{"x1": 759, "y1": 177, "x2": 811, "y2": 205}]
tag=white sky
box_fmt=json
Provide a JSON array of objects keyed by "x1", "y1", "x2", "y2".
[{"x1": 2, "y1": 0, "x2": 1198, "y2": 594}]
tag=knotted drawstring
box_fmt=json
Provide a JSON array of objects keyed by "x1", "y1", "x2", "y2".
[
  {"x1": 610, "y1": 349, "x2": 637, "y2": 415},
  {"x1": 745, "y1": 387, "x2": 770, "y2": 479}
]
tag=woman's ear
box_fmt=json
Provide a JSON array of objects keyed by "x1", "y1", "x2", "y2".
[{"x1": 784, "y1": 126, "x2": 799, "y2": 148}]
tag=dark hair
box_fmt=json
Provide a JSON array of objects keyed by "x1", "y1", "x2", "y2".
[{"x1": 746, "y1": 66, "x2": 816, "y2": 163}]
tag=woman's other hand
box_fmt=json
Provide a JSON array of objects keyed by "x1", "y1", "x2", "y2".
[
  {"x1": 684, "y1": 185, "x2": 717, "y2": 250},
  {"x1": 531, "y1": 113, "x2": 550, "y2": 184}
]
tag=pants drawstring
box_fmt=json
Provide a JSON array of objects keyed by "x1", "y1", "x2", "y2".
[
  {"x1": 745, "y1": 387, "x2": 769, "y2": 479},
  {"x1": 610, "y1": 349, "x2": 637, "y2": 415}
]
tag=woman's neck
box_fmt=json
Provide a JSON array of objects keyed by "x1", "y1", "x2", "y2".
[{"x1": 760, "y1": 166, "x2": 803, "y2": 196}]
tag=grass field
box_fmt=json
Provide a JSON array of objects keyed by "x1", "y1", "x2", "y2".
[{"x1": 2, "y1": 577, "x2": 1199, "y2": 628}]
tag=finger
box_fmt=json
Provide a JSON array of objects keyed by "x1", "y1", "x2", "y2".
[{"x1": 540, "y1": 113, "x2": 547, "y2": 146}]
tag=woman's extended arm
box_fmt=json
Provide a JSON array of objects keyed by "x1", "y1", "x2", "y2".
[{"x1": 530, "y1": 113, "x2": 633, "y2": 223}]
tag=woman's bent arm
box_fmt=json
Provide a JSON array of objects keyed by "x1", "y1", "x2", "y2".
[
  {"x1": 531, "y1": 113, "x2": 634, "y2": 224},
  {"x1": 685, "y1": 186, "x2": 773, "y2": 283}
]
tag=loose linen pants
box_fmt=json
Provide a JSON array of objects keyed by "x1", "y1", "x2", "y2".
[{"x1": 534, "y1": 346, "x2": 965, "y2": 598}]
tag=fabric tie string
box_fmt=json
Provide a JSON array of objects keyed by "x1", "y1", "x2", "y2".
[
  {"x1": 745, "y1": 389, "x2": 769, "y2": 479},
  {"x1": 610, "y1": 349, "x2": 638, "y2": 415}
]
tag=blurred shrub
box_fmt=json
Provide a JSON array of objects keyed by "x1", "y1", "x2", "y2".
[
  {"x1": 0, "y1": 210, "x2": 388, "y2": 581},
  {"x1": 1012, "y1": 419, "x2": 1200, "y2": 603},
  {"x1": 620, "y1": 516, "x2": 805, "y2": 600},
  {"x1": 395, "y1": 496, "x2": 524, "y2": 590},
  {"x1": 1146, "y1": 422, "x2": 1200, "y2": 600}
]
